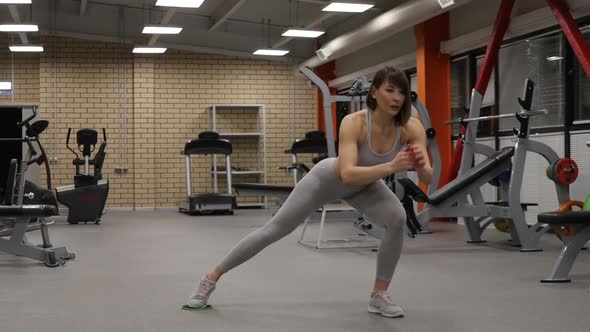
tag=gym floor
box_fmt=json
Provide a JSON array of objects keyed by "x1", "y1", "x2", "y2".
[{"x1": 1, "y1": 210, "x2": 589, "y2": 332}]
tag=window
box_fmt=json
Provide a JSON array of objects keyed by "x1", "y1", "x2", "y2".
[
  {"x1": 450, "y1": 57, "x2": 469, "y2": 135},
  {"x1": 574, "y1": 28, "x2": 590, "y2": 123},
  {"x1": 498, "y1": 33, "x2": 565, "y2": 130},
  {"x1": 475, "y1": 55, "x2": 495, "y2": 137},
  {"x1": 409, "y1": 73, "x2": 419, "y2": 117}
]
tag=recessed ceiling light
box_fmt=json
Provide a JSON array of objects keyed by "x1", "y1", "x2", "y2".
[
  {"x1": 322, "y1": 2, "x2": 374, "y2": 13},
  {"x1": 155, "y1": 0, "x2": 204, "y2": 8},
  {"x1": 0, "y1": 81, "x2": 12, "y2": 90},
  {"x1": 0, "y1": 0, "x2": 32, "y2": 4},
  {"x1": 132, "y1": 47, "x2": 167, "y2": 54},
  {"x1": 282, "y1": 29, "x2": 325, "y2": 38},
  {"x1": 253, "y1": 49, "x2": 290, "y2": 56},
  {"x1": 9, "y1": 45, "x2": 43, "y2": 52},
  {"x1": 0, "y1": 24, "x2": 38, "y2": 32},
  {"x1": 142, "y1": 25, "x2": 183, "y2": 34}
]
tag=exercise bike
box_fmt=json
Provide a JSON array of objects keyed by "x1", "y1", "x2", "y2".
[{"x1": 56, "y1": 128, "x2": 109, "y2": 224}]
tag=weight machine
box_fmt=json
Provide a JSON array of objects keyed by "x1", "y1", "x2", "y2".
[{"x1": 0, "y1": 104, "x2": 75, "y2": 266}]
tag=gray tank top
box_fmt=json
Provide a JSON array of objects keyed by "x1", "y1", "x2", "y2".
[{"x1": 356, "y1": 110, "x2": 402, "y2": 167}]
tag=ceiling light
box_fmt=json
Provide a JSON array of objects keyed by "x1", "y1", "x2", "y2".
[
  {"x1": 253, "y1": 49, "x2": 289, "y2": 56},
  {"x1": 282, "y1": 29, "x2": 325, "y2": 38},
  {"x1": 322, "y1": 1, "x2": 374, "y2": 13},
  {"x1": 0, "y1": 81, "x2": 12, "y2": 90},
  {"x1": 133, "y1": 47, "x2": 167, "y2": 54},
  {"x1": 0, "y1": 24, "x2": 39, "y2": 32},
  {"x1": 437, "y1": 0, "x2": 455, "y2": 9},
  {"x1": 142, "y1": 25, "x2": 183, "y2": 34},
  {"x1": 546, "y1": 56, "x2": 564, "y2": 61},
  {"x1": 0, "y1": 0, "x2": 32, "y2": 3},
  {"x1": 155, "y1": 0, "x2": 204, "y2": 8},
  {"x1": 9, "y1": 45, "x2": 43, "y2": 52}
]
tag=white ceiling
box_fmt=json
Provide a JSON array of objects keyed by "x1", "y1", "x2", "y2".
[{"x1": 0, "y1": 0, "x2": 405, "y2": 61}]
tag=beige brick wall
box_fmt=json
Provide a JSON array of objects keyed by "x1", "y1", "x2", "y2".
[
  {"x1": 38, "y1": 37, "x2": 135, "y2": 208},
  {"x1": 0, "y1": 40, "x2": 39, "y2": 103},
  {"x1": 151, "y1": 52, "x2": 316, "y2": 207},
  {"x1": 3, "y1": 36, "x2": 317, "y2": 209}
]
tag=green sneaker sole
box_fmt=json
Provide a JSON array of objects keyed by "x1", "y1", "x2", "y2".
[{"x1": 181, "y1": 305, "x2": 214, "y2": 311}]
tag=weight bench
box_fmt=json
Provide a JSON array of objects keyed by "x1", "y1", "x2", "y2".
[
  {"x1": 0, "y1": 204, "x2": 74, "y2": 267},
  {"x1": 389, "y1": 148, "x2": 513, "y2": 209},
  {"x1": 418, "y1": 147, "x2": 514, "y2": 206},
  {"x1": 233, "y1": 183, "x2": 293, "y2": 206},
  {"x1": 537, "y1": 211, "x2": 590, "y2": 283},
  {"x1": 398, "y1": 147, "x2": 551, "y2": 248},
  {"x1": 233, "y1": 183, "x2": 369, "y2": 248}
]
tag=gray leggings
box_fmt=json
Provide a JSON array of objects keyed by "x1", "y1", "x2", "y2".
[{"x1": 218, "y1": 157, "x2": 406, "y2": 282}]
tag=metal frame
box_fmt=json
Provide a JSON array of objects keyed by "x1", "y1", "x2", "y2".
[
  {"x1": 0, "y1": 213, "x2": 71, "y2": 267},
  {"x1": 299, "y1": 66, "x2": 351, "y2": 157},
  {"x1": 209, "y1": 104, "x2": 267, "y2": 208},
  {"x1": 537, "y1": 140, "x2": 590, "y2": 282},
  {"x1": 540, "y1": 223, "x2": 590, "y2": 282},
  {"x1": 298, "y1": 204, "x2": 377, "y2": 249}
]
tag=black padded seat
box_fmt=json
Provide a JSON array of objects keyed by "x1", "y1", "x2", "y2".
[
  {"x1": 184, "y1": 138, "x2": 232, "y2": 155},
  {"x1": 538, "y1": 211, "x2": 590, "y2": 225},
  {"x1": 233, "y1": 183, "x2": 293, "y2": 194},
  {"x1": 427, "y1": 147, "x2": 514, "y2": 205},
  {"x1": 285, "y1": 138, "x2": 332, "y2": 154},
  {"x1": 486, "y1": 202, "x2": 537, "y2": 207},
  {"x1": 0, "y1": 205, "x2": 58, "y2": 217}
]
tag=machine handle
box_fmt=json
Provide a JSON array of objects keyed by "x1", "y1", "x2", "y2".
[
  {"x1": 102, "y1": 128, "x2": 107, "y2": 141},
  {"x1": 517, "y1": 79, "x2": 535, "y2": 111},
  {"x1": 15, "y1": 106, "x2": 38, "y2": 128},
  {"x1": 65, "y1": 128, "x2": 79, "y2": 159},
  {"x1": 24, "y1": 137, "x2": 37, "y2": 158}
]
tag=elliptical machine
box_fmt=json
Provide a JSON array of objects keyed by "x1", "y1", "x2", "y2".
[{"x1": 56, "y1": 128, "x2": 109, "y2": 224}]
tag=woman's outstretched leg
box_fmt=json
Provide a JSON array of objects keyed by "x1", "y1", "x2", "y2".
[{"x1": 187, "y1": 158, "x2": 355, "y2": 308}]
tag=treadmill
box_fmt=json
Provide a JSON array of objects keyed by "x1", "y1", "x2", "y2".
[{"x1": 178, "y1": 131, "x2": 236, "y2": 215}]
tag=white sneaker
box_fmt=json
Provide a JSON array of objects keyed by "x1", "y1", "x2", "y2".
[
  {"x1": 186, "y1": 276, "x2": 216, "y2": 308},
  {"x1": 368, "y1": 291, "x2": 404, "y2": 318}
]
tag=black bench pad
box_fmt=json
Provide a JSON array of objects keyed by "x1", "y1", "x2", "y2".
[
  {"x1": 538, "y1": 211, "x2": 590, "y2": 225},
  {"x1": 0, "y1": 205, "x2": 58, "y2": 217},
  {"x1": 233, "y1": 183, "x2": 294, "y2": 194},
  {"x1": 428, "y1": 147, "x2": 514, "y2": 205}
]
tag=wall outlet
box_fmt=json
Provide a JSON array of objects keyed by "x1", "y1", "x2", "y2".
[{"x1": 115, "y1": 167, "x2": 128, "y2": 174}]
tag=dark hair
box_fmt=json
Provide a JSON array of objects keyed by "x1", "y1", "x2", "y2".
[{"x1": 366, "y1": 66, "x2": 412, "y2": 126}]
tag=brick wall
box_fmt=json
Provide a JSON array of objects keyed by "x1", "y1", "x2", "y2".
[
  {"x1": 3, "y1": 37, "x2": 317, "y2": 209},
  {"x1": 0, "y1": 40, "x2": 39, "y2": 103},
  {"x1": 151, "y1": 52, "x2": 316, "y2": 207},
  {"x1": 39, "y1": 37, "x2": 135, "y2": 207}
]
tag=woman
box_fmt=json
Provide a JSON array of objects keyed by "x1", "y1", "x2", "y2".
[{"x1": 186, "y1": 66, "x2": 433, "y2": 318}]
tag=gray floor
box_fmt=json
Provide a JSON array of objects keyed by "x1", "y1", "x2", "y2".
[{"x1": 1, "y1": 209, "x2": 589, "y2": 332}]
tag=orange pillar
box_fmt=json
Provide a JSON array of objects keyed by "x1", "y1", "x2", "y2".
[
  {"x1": 415, "y1": 13, "x2": 451, "y2": 191},
  {"x1": 314, "y1": 61, "x2": 337, "y2": 140}
]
